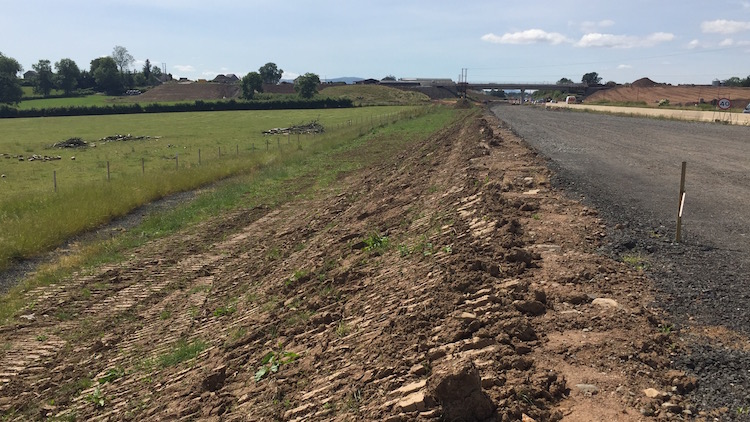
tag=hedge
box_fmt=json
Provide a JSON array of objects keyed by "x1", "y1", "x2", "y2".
[{"x1": 0, "y1": 98, "x2": 354, "y2": 118}]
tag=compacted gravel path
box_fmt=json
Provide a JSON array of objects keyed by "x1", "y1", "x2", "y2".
[{"x1": 492, "y1": 104, "x2": 750, "y2": 418}]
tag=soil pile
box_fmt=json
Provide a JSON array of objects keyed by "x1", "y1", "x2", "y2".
[{"x1": 0, "y1": 110, "x2": 697, "y2": 420}]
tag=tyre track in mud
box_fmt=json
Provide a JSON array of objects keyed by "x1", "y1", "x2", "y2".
[{"x1": 1, "y1": 109, "x2": 694, "y2": 421}]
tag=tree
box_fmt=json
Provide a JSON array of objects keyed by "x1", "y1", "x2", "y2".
[
  {"x1": 258, "y1": 62, "x2": 283, "y2": 85},
  {"x1": 294, "y1": 73, "x2": 320, "y2": 99},
  {"x1": 581, "y1": 72, "x2": 602, "y2": 85},
  {"x1": 557, "y1": 77, "x2": 573, "y2": 84},
  {"x1": 0, "y1": 53, "x2": 23, "y2": 104},
  {"x1": 241, "y1": 72, "x2": 263, "y2": 99},
  {"x1": 382, "y1": 75, "x2": 397, "y2": 81},
  {"x1": 32, "y1": 59, "x2": 55, "y2": 97},
  {"x1": 150, "y1": 65, "x2": 163, "y2": 84},
  {"x1": 143, "y1": 59, "x2": 151, "y2": 83},
  {"x1": 55, "y1": 58, "x2": 80, "y2": 95},
  {"x1": 724, "y1": 76, "x2": 742, "y2": 87},
  {"x1": 111, "y1": 45, "x2": 134, "y2": 74},
  {"x1": 91, "y1": 56, "x2": 123, "y2": 95}
]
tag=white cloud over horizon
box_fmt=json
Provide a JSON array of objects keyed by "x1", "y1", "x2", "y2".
[{"x1": 701, "y1": 19, "x2": 750, "y2": 34}]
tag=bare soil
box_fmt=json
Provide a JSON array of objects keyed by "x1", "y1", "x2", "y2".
[
  {"x1": 587, "y1": 81, "x2": 750, "y2": 111},
  {"x1": 0, "y1": 109, "x2": 707, "y2": 421},
  {"x1": 135, "y1": 83, "x2": 241, "y2": 102}
]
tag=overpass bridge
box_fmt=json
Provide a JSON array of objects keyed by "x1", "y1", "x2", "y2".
[
  {"x1": 380, "y1": 79, "x2": 607, "y2": 100},
  {"x1": 443, "y1": 82, "x2": 589, "y2": 100}
]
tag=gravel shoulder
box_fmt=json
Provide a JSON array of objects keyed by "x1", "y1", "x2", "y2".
[{"x1": 493, "y1": 103, "x2": 750, "y2": 419}]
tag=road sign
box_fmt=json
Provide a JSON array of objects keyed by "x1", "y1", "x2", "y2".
[{"x1": 718, "y1": 98, "x2": 731, "y2": 110}]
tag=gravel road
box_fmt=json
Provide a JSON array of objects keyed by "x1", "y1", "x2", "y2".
[{"x1": 492, "y1": 104, "x2": 750, "y2": 418}]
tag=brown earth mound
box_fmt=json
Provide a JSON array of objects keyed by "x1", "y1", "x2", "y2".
[
  {"x1": 588, "y1": 82, "x2": 750, "y2": 111},
  {"x1": 136, "y1": 82, "x2": 241, "y2": 102},
  {"x1": 630, "y1": 77, "x2": 659, "y2": 88},
  {"x1": 0, "y1": 110, "x2": 696, "y2": 421}
]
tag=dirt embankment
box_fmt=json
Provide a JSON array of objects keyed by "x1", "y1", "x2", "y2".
[
  {"x1": 0, "y1": 109, "x2": 699, "y2": 421},
  {"x1": 135, "y1": 82, "x2": 241, "y2": 102},
  {"x1": 588, "y1": 79, "x2": 750, "y2": 111}
]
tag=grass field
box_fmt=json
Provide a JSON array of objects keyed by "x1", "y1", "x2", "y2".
[
  {"x1": 0, "y1": 104, "x2": 463, "y2": 322},
  {"x1": 16, "y1": 94, "x2": 123, "y2": 110},
  {"x1": 0, "y1": 106, "x2": 422, "y2": 269}
]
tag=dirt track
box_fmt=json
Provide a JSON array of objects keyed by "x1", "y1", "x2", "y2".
[
  {"x1": 0, "y1": 108, "x2": 725, "y2": 421},
  {"x1": 492, "y1": 104, "x2": 750, "y2": 419}
]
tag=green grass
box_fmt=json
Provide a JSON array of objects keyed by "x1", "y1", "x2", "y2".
[
  {"x1": 0, "y1": 106, "x2": 415, "y2": 269},
  {"x1": 157, "y1": 338, "x2": 207, "y2": 368},
  {"x1": 16, "y1": 94, "x2": 122, "y2": 110},
  {"x1": 0, "y1": 105, "x2": 466, "y2": 325},
  {"x1": 319, "y1": 84, "x2": 431, "y2": 106}
]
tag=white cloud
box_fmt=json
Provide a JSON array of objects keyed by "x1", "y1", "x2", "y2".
[
  {"x1": 281, "y1": 71, "x2": 299, "y2": 80},
  {"x1": 617, "y1": 64, "x2": 633, "y2": 69},
  {"x1": 579, "y1": 19, "x2": 615, "y2": 32},
  {"x1": 687, "y1": 39, "x2": 702, "y2": 49},
  {"x1": 576, "y1": 32, "x2": 674, "y2": 48},
  {"x1": 174, "y1": 64, "x2": 195, "y2": 72},
  {"x1": 701, "y1": 19, "x2": 750, "y2": 34},
  {"x1": 720, "y1": 38, "x2": 735, "y2": 46},
  {"x1": 481, "y1": 29, "x2": 570, "y2": 45}
]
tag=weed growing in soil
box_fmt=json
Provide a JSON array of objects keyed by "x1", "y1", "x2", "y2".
[
  {"x1": 363, "y1": 232, "x2": 389, "y2": 253},
  {"x1": 255, "y1": 344, "x2": 301, "y2": 381},
  {"x1": 98, "y1": 367, "x2": 125, "y2": 384},
  {"x1": 213, "y1": 303, "x2": 236, "y2": 317},
  {"x1": 336, "y1": 321, "x2": 351, "y2": 337},
  {"x1": 157, "y1": 338, "x2": 207, "y2": 368},
  {"x1": 622, "y1": 252, "x2": 650, "y2": 271},
  {"x1": 84, "y1": 387, "x2": 107, "y2": 408}
]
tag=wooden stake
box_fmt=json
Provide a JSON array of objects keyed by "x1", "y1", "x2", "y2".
[
  {"x1": 53, "y1": 171, "x2": 57, "y2": 192},
  {"x1": 141, "y1": 157, "x2": 145, "y2": 174},
  {"x1": 676, "y1": 161, "x2": 687, "y2": 242}
]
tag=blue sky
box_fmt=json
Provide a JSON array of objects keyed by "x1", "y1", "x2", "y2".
[{"x1": 3, "y1": 0, "x2": 750, "y2": 85}]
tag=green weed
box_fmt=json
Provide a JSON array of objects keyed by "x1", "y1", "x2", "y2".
[
  {"x1": 84, "y1": 387, "x2": 107, "y2": 408},
  {"x1": 622, "y1": 252, "x2": 649, "y2": 271},
  {"x1": 255, "y1": 344, "x2": 301, "y2": 382},
  {"x1": 363, "y1": 232, "x2": 389, "y2": 253},
  {"x1": 98, "y1": 367, "x2": 125, "y2": 384},
  {"x1": 157, "y1": 338, "x2": 207, "y2": 368}
]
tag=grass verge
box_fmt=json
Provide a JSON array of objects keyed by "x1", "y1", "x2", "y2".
[{"x1": 0, "y1": 105, "x2": 470, "y2": 325}]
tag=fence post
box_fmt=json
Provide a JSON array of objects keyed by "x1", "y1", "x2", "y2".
[
  {"x1": 198, "y1": 149, "x2": 201, "y2": 165},
  {"x1": 107, "y1": 161, "x2": 110, "y2": 182},
  {"x1": 176, "y1": 153, "x2": 179, "y2": 170},
  {"x1": 676, "y1": 161, "x2": 687, "y2": 242},
  {"x1": 218, "y1": 146, "x2": 221, "y2": 158},
  {"x1": 53, "y1": 171, "x2": 57, "y2": 192},
  {"x1": 142, "y1": 158, "x2": 145, "y2": 174},
  {"x1": 236, "y1": 144, "x2": 239, "y2": 156}
]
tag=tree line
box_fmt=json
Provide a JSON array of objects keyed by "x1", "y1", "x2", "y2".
[
  {"x1": 0, "y1": 46, "x2": 325, "y2": 105},
  {"x1": 0, "y1": 46, "x2": 165, "y2": 103}
]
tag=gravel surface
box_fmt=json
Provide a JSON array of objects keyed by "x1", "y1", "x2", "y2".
[{"x1": 492, "y1": 104, "x2": 750, "y2": 418}]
